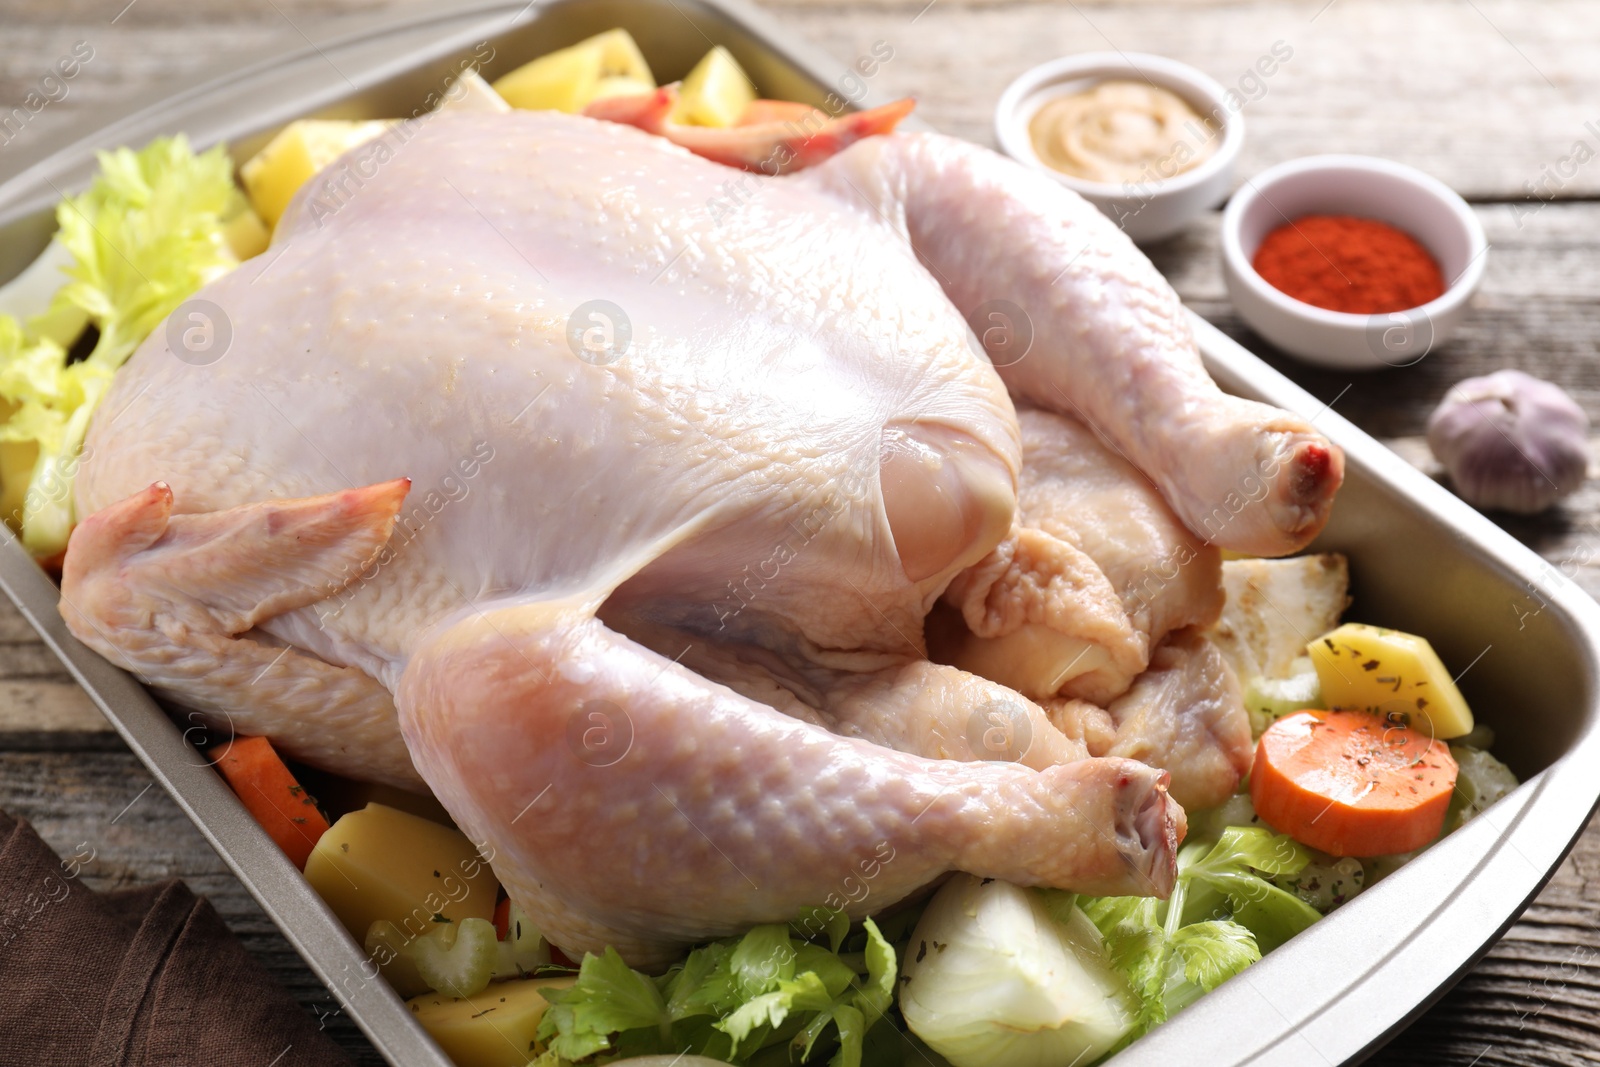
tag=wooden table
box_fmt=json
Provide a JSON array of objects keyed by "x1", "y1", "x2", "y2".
[{"x1": 4, "y1": 0, "x2": 1600, "y2": 1063}]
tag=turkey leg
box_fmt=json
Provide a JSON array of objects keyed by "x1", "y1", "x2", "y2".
[
  {"x1": 805, "y1": 133, "x2": 1344, "y2": 557},
  {"x1": 398, "y1": 600, "x2": 1182, "y2": 966}
]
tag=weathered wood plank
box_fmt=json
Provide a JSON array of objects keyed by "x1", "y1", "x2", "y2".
[
  {"x1": 0, "y1": 680, "x2": 121, "y2": 749},
  {"x1": 4, "y1": 1, "x2": 1600, "y2": 200},
  {"x1": 747, "y1": 0, "x2": 1600, "y2": 202},
  {"x1": 5, "y1": 1, "x2": 1600, "y2": 1064},
  {"x1": 0, "y1": 606, "x2": 115, "y2": 739}
]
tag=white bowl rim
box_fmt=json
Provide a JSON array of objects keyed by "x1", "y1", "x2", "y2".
[
  {"x1": 1220, "y1": 153, "x2": 1489, "y2": 327},
  {"x1": 994, "y1": 51, "x2": 1246, "y2": 200}
]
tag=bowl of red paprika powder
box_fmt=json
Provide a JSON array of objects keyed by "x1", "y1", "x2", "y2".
[{"x1": 1221, "y1": 154, "x2": 1487, "y2": 370}]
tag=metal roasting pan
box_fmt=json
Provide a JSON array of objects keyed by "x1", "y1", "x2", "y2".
[{"x1": 2, "y1": 2, "x2": 1599, "y2": 1064}]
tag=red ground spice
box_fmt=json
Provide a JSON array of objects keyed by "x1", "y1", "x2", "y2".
[{"x1": 1252, "y1": 214, "x2": 1446, "y2": 314}]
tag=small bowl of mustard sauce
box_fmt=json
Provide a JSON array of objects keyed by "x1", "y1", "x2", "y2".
[{"x1": 995, "y1": 53, "x2": 1244, "y2": 243}]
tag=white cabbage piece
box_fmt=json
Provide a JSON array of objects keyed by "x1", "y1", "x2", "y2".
[
  {"x1": 900, "y1": 874, "x2": 1135, "y2": 1067},
  {"x1": 1210, "y1": 554, "x2": 1350, "y2": 683}
]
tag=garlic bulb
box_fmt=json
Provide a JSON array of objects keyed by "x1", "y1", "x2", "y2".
[
  {"x1": 1426, "y1": 369, "x2": 1590, "y2": 514},
  {"x1": 899, "y1": 875, "x2": 1135, "y2": 1067}
]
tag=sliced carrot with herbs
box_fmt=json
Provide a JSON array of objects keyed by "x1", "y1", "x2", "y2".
[
  {"x1": 1250, "y1": 709, "x2": 1458, "y2": 857},
  {"x1": 209, "y1": 735, "x2": 330, "y2": 869}
]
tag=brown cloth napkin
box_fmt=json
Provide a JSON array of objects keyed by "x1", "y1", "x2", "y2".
[{"x1": 0, "y1": 808, "x2": 354, "y2": 1067}]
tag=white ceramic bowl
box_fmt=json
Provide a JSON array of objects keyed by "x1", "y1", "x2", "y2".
[
  {"x1": 995, "y1": 52, "x2": 1244, "y2": 243},
  {"x1": 1221, "y1": 154, "x2": 1488, "y2": 370}
]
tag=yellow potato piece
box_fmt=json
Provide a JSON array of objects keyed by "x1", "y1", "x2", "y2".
[
  {"x1": 221, "y1": 206, "x2": 269, "y2": 260},
  {"x1": 493, "y1": 46, "x2": 597, "y2": 113},
  {"x1": 239, "y1": 119, "x2": 393, "y2": 227},
  {"x1": 0, "y1": 434, "x2": 37, "y2": 534},
  {"x1": 673, "y1": 45, "x2": 756, "y2": 127},
  {"x1": 303, "y1": 803, "x2": 497, "y2": 943},
  {"x1": 492, "y1": 28, "x2": 654, "y2": 113},
  {"x1": 590, "y1": 27, "x2": 653, "y2": 81},
  {"x1": 408, "y1": 977, "x2": 575, "y2": 1067},
  {"x1": 590, "y1": 75, "x2": 657, "y2": 103},
  {"x1": 1307, "y1": 622, "x2": 1475, "y2": 740}
]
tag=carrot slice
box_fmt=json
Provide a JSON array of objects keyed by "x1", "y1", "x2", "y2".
[
  {"x1": 1250, "y1": 709, "x2": 1458, "y2": 857},
  {"x1": 209, "y1": 735, "x2": 331, "y2": 869},
  {"x1": 493, "y1": 895, "x2": 512, "y2": 941}
]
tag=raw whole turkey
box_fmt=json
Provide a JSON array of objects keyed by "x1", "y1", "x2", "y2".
[{"x1": 58, "y1": 108, "x2": 1342, "y2": 965}]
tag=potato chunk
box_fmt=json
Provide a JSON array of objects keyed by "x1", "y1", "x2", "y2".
[
  {"x1": 239, "y1": 118, "x2": 393, "y2": 226},
  {"x1": 673, "y1": 46, "x2": 756, "y2": 127},
  {"x1": 492, "y1": 29, "x2": 655, "y2": 113},
  {"x1": 220, "y1": 205, "x2": 269, "y2": 260},
  {"x1": 1307, "y1": 622, "x2": 1475, "y2": 740},
  {"x1": 408, "y1": 976, "x2": 574, "y2": 1067},
  {"x1": 303, "y1": 802, "x2": 496, "y2": 943},
  {"x1": 0, "y1": 434, "x2": 38, "y2": 533}
]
